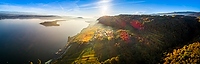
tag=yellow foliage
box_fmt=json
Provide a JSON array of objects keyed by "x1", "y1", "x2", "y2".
[
  {"x1": 101, "y1": 55, "x2": 119, "y2": 64},
  {"x1": 107, "y1": 37, "x2": 112, "y2": 40},
  {"x1": 81, "y1": 33, "x2": 94, "y2": 42},
  {"x1": 72, "y1": 23, "x2": 115, "y2": 43},
  {"x1": 72, "y1": 48, "x2": 101, "y2": 64},
  {"x1": 163, "y1": 42, "x2": 200, "y2": 63},
  {"x1": 74, "y1": 28, "x2": 95, "y2": 43}
]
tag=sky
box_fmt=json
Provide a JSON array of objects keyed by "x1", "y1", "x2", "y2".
[{"x1": 0, "y1": 0, "x2": 199, "y2": 17}]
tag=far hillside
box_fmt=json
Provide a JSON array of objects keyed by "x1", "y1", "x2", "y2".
[{"x1": 52, "y1": 14, "x2": 200, "y2": 64}]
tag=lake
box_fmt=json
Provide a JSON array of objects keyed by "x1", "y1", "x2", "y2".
[{"x1": 0, "y1": 19, "x2": 90, "y2": 64}]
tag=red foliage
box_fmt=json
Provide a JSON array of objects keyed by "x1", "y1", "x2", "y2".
[
  {"x1": 119, "y1": 31, "x2": 130, "y2": 42},
  {"x1": 130, "y1": 20, "x2": 144, "y2": 30}
]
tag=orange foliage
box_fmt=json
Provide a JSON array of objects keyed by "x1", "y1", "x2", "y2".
[{"x1": 116, "y1": 30, "x2": 130, "y2": 42}]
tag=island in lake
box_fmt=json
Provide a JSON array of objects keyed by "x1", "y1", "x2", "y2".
[{"x1": 39, "y1": 20, "x2": 66, "y2": 27}]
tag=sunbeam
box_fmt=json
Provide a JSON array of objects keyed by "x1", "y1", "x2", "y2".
[{"x1": 98, "y1": 0, "x2": 112, "y2": 16}]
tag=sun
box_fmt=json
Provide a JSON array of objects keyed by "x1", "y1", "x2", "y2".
[
  {"x1": 101, "y1": 4, "x2": 109, "y2": 15},
  {"x1": 98, "y1": 0, "x2": 112, "y2": 16}
]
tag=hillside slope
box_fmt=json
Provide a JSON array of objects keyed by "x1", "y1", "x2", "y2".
[{"x1": 53, "y1": 15, "x2": 200, "y2": 64}]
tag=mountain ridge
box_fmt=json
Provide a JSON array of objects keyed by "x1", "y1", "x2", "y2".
[{"x1": 52, "y1": 14, "x2": 200, "y2": 64}]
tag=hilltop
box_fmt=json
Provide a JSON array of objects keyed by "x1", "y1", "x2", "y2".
[{"x1": 52, "y1": 15, "x2": 200, "y2": 64}]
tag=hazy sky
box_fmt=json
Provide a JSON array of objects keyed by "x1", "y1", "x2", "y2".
[{"x1": 0, "y1": 0, "x2": 199, "y2": 17}]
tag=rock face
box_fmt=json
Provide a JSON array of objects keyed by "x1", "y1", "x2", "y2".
[{"x1": 53, "y1": 15, "x2": 200, "y2": 64}]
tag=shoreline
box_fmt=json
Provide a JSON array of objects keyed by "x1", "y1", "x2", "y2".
[{"x1": 48, "y1": 21, "x2": 96, "y2": 63}]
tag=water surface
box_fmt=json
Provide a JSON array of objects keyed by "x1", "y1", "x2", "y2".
[{"x1": 0, "y1": 19, "x2": 89, "y2": 64}]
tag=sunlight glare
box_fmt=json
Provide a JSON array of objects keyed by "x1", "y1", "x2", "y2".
[{"x1": 98, "y1": 0, "x2": 112, "y2": 16}]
